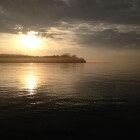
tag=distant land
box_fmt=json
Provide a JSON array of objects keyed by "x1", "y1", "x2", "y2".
[{"x1": 0, "y1": 54, "x2": 86, "y2": 63}]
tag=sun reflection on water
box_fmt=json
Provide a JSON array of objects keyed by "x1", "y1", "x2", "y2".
[
  {"x1": 22, "y1": 64, "x2": 38, "y2": 95},
  {"x1": 28, "y1": 73, "x2": 36, "y2": 95}
]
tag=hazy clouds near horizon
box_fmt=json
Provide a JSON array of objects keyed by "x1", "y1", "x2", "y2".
[{"x1": 0, "y1": 0, "x2": 140, "y2": 61}]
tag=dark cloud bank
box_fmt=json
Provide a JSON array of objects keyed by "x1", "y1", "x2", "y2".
[{"x1": 0, "y1": 0, "x2": 140, "y2": 49}]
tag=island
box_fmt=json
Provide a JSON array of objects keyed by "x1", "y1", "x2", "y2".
[{"x1": 0, "y1": 54, "x2": 86, "y2": 63}]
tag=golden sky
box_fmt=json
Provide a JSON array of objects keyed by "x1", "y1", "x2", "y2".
[{"x1": 0, "y1": 0, "x2": 140, "y2": 62}]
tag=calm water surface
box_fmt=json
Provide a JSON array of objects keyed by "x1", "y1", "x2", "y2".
[{"x1": 0, "y1": 63, "x2": 140, "y2": 137}]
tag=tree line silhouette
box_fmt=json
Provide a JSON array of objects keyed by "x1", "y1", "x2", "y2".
[{"x1": 0, "y1": 53, "x2": 86, "y2": 63}]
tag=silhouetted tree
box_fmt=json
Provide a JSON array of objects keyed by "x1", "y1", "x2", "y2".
[
  {"x1": 61, "y1": 53, "x2": 71, "y2": 57},
  {"x1": 72, "y1": 55, "x2": 77, "y2": 58}
]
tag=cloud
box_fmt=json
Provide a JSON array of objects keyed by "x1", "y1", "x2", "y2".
[
  {"x1": 76, "y1": 29, "x2": 140, "y2": 49},
  {"x1": 0, "y1": 0, "x2": 140, "y2": 49}
]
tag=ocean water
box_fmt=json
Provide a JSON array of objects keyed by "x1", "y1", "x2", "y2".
[{"x1": 0, "y1": 63, "x2": 140, "y2": 138}]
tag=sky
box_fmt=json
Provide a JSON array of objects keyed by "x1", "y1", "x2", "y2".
[{"x1": 0, "y1": 0, "x2": 140, "y2": 62}]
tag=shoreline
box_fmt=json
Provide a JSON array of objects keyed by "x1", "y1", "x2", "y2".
[{"x1": 0, "y1": 57, "x2": 86, "y2": 63}]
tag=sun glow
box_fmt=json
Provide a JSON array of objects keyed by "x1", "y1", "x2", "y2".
[{"x1": 19, "y1": 31, "x2": 43, "y2": 49}]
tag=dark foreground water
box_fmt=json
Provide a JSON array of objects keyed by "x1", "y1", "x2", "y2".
[{"x1": 0, "y1": 63, "x2": 140, "y2": 139}]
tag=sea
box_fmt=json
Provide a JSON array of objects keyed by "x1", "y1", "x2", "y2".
[{"x1": 0, "y1": 62, "x2": 140, "y2": 138}]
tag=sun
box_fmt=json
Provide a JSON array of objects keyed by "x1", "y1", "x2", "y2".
[{"x1": 19, "y1": 32, "x2": 43, "y2": 49}]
